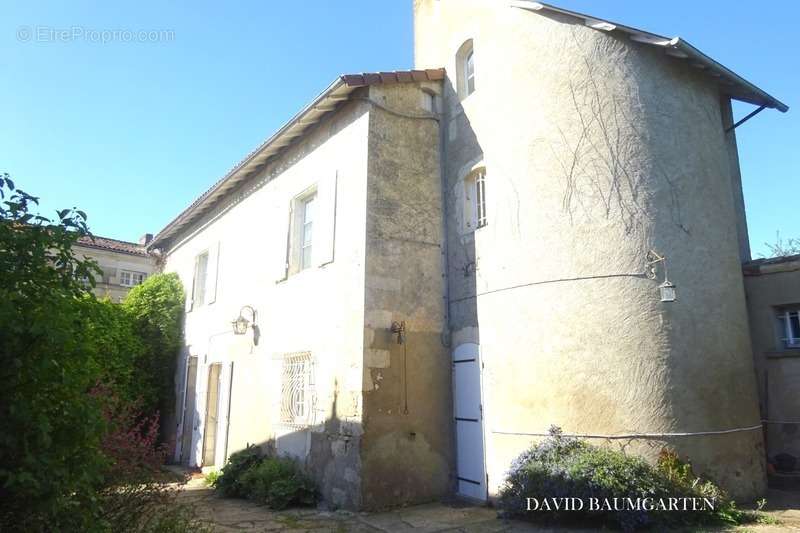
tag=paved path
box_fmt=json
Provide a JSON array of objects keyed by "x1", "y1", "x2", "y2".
[{"x1": 176, "y1": 474, "x2": 800, "y2": 532}]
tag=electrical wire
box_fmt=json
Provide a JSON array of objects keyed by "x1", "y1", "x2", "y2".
[{"x1": 491, "y1": 424, "x2": 764, "y2": 439}]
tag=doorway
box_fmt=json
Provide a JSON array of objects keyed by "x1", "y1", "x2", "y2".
[
  {"x1": 179, "y1": 356, "x2": 198, "y2": 465},
  {"x1": 202, "y1": 363, "x2": 223, "y2": 466},
  {"x1": 452, "y1": 343, "x2": 487, "y2": 500}
]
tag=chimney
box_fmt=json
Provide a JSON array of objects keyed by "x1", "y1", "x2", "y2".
[{"x1": 139, "y1": 233, "x2": 153, "y2": 246}]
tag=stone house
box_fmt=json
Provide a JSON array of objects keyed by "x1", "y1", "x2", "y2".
[
  {"x1": 743, "y1": 255, "x2": 800, "y2": 481},
  {"x1": 74, "y1": 234, "x2": 156, "y2": 302},
  {"x1": 148, "y1": 1, "x2": 790, "y2": 508}
]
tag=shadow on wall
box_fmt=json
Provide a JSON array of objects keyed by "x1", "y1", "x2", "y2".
[{"x1": 439, "y1": 77, "x2": 485, "y2": 501}]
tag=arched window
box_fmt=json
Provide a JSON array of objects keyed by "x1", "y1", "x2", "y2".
[
  {"x1": 456, "y1": 39, "x2": 475, "y2": 99},
  {"x1": 464, "y1": 167, "x2": 487, "y2": 231}
]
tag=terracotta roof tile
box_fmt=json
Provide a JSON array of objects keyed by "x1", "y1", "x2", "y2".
[{"x1": 76, "y1": 235, "x2": 149, "y2": 257}]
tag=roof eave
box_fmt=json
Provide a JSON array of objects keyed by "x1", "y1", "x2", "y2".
[
  {"x1": 511, "y1": 1, "x2": 788, "y2": 113},
  {"x1": 148, "y1": 77, "x2": 350, "y2": 249},
  {"x1": 149, "y1": 68, "x2": 446, "y2": 251}
]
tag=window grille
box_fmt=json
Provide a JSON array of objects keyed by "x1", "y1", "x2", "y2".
[
  {"x1": 280, "y1": 352, "x2": 315, "y2": 427},
  {"x1": 778, "y1": 309, "x2": 800, "y2": 349}
]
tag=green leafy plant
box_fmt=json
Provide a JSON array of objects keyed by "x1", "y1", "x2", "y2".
[
  {"x1": 122, "y1": 272, "x2": 184, "y2": 436},
  {"x1": 0, "y1": 175, "x2": 198, "y2": 532},
  {"x1": 213, "y1": 445, "x2": 317, "y2": 509},
  {"x1": 204, "y1": 470, "x2": 220, "y2": 487},
  {"x1": 239, "y1": 457, "x2": 317, "y2": 510},
  {"x1": 214, "y1": 445, "x2": 266, "y2": 498},
  {"x1": 498, "y1": 428, "x2": 755, "y2": 531}
]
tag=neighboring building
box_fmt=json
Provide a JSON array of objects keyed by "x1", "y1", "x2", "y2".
[
  {"x1": 744, "y1": 255, "x2": 800, "y2": 474},
  {"x1": 149, "y1": 1, "x2": 789, "y2": 508},
  {"x1": 74, "y1": 234, "x2": 156, "y2": 302}
]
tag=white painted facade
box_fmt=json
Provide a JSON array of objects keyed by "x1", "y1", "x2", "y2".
[{"x1": 166, "y1": 106, "x2": 370, "y2": 471}]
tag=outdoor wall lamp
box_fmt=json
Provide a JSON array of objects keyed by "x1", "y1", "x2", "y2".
[
  {"x1": 646, "y1": 250, "x2": 677, "y2": 303},
  {"x1": 232, "y1": 305, "x2": 260, "y2": 345}
]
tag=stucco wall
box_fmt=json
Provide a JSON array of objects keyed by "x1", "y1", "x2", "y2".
[
  {"x1": 415, "y1": 0, "x2": 765, "y2": 499},
  {"x1": 163, "y1": 99, "x2": 371, "y2": 508},
  {"x1": 744, "y1": 259, "x2": 800, "y2": 463},
  {"x1": 360, "y1": 82, "x2": 454, "y2": 509}
]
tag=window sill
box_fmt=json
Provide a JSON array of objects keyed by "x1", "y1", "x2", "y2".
[{"x1": 766, "y1": 350, "x2": 800, "y2": 359}]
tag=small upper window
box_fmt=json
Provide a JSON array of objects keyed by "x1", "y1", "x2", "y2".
[
  {"x1": 777, "y1": 307, "x2": 800, "y2": 349},
  {"x1": 191, "y1": 252, "x2": 209, "y2": 308},
  {"x1": 465, "y1": 50, "x2": 475, "y2": 95},
  {"x1": 300, "y1": 194, "x2": 316, "y2": 270},
  {"x1": 464, "y1": 168, "x2": 487, "y2": 231},
  {"x1": 120, "y1": 270, "x2": 146, "y2": 287},
  {"x1": 456, "y1": 39, "x2": 475, "y2": 99}
]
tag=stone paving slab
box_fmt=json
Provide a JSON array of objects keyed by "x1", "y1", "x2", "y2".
[{"x1": 174, "y1": 472, "x2": 800, "y2": 532}]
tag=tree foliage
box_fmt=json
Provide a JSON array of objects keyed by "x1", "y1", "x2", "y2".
[
  {"x1": 764, "y1": 231, "x2": 800, "y2": 258},
  {"x1": 122, "y1": 273, "x2": 184, "y2": 422},
  {"x1": 0, "y1": 174, "x2": 190, "y2": 531}
]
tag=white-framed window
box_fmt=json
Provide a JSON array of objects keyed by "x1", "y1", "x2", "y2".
[
  {"x1": 464, "y1": 168, "x2": 487, "y2": 231},
  {"x1": 119, "y1": 270, "x2": 146, "y2": 287},
  {"x1": 300, "y1": 194, "x2": 316, "y2": 270},
  {"x1": 778, "y1": 307, "x2": 800, "y2": 349},
  {"x1": 465, "y1": 50, "x2": 475, "y2": 95},
  {"x1": 280, "y1": 352, "x2": 315, "y2": 427},
  {"x1": 456, "y1": 39, "x2": 475, "y2": 99},
  {"x1": 191, "y1": 251, "x2": 209, "y2": 308}
]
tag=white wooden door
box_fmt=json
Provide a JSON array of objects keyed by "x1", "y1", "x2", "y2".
[
  {"x1": 453, "y1": 343, "x2": 487, "y2": 500},
  {"x1": 214, "y1": 362, "x2": 234, "y2": 467}
]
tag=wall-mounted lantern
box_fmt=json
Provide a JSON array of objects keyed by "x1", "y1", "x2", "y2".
[
  {"x1": 659, "y1": 278, "x2": 677, "y2": 302},
  {"x1": 646, "y1": 250, "x2": 677, "y2": 303},
  {"x1": 232, "y1": 305, "x2": 259, "y2": 345}
]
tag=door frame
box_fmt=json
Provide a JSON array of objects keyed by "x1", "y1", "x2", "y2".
[
  {"x1": 201, "y1": 363, "x2": 223, "y2": 466},
  {"x1": 176, "y1": 355, "x2": 198, "y2": 464}
]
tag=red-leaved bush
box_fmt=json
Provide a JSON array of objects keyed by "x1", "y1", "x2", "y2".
[{"x1": 92, "y1": 384, "x2": 168, "y2": 484}]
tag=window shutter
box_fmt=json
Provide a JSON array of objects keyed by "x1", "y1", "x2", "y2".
[
  {"x1": 206, "y1": 242, "x2": 220, "y2": 304},
  {"x1": 273, "y1": 199, "x2": 291, "y2": 283},
  {"x1": 315, "y1": 171, "x2": 338, "y2": 267},
  {"x1": 186, "y1": 259, "x2": 196, "y2": 312}
]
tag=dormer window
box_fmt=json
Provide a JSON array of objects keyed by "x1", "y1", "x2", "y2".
[{"x1": 456, "y1": 39, "x2": 475, "y2": 99}]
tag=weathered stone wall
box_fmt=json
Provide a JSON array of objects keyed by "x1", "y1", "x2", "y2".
[
  {"x1": 360, "y1": 82, "x2": 454, "y2": 509},
  {"x1": 744, "y1": 258, "x2": 800, "y2": 464},
  {"x1": 415, "y1": 0, "x2": 765, "y2": 499}
]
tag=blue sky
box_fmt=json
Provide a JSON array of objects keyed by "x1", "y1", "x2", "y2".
[{"x1": 1, "y1": 1, "x2": 796, "y2": 257}]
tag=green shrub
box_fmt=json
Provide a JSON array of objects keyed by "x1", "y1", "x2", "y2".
[
  {"x1": 0, "y1": 175, "x2": 194, "y2": 531},
  {"x1": 213, "y1": 446, "x2": 317, "y2": 509},
  {"x1": 214, "y1": 445, "x2": 266, "y2": 498},
  {"x1": 239, "y1": 457, "x2": 317, "y2": 510},
  {"x1": 497, "y1": 427, "x2": 749, "y2": 531},
  {"x1": 204, "y1": 470, "x2": 220, "y2": 487},
  {"x1": 122, "y1": 272, "x2": 184, "y2": 427}
]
